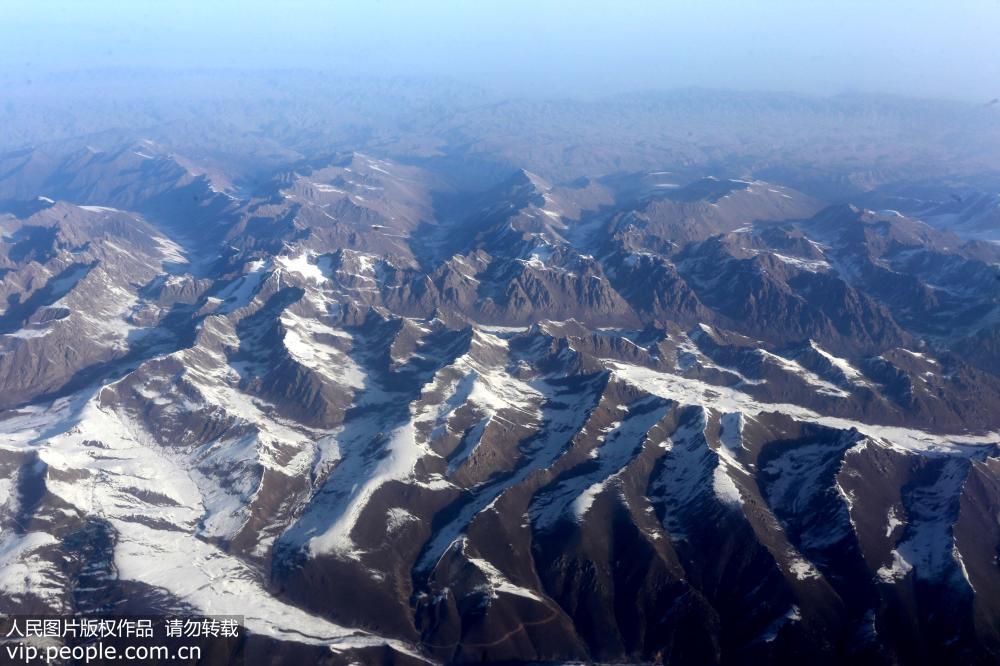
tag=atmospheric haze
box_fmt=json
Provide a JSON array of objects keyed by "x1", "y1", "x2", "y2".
[{"x1": 2, "y1": 0, "x2": 1000, "y2": 101}]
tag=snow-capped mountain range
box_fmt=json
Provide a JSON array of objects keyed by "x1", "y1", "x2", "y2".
[{"x1": 2, "y1": 125, "x2": 1000, "y2": 665}]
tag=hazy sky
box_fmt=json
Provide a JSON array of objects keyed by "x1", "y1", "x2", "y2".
[{"x1": 3, "y1": 0, "x2": 1000, "y2": 101}]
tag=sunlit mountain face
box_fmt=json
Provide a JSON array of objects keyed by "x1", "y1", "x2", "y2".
[{"x1": 2, "y1": 70, "x2": 1000, "y2": 665}]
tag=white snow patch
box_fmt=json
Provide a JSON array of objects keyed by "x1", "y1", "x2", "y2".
[
  {"x1": 789, "y1": 559, "x2": 823, "y2": 581},
  {"x1": 0, "y1": 532, "x2": 63, "y2": 604},
  {"x1": 755, "y1": 349, "x2": 850, "y2": 397},
  {"x1": 606, "y1": 361, "x2": 999, "y2": 455},
  {"x1": 462, "y1": 540, "x2": 542, "y2": 602},
  {"x1": 281, "y1": 311, "x2": 365, "y2": 390},
  {"x1": 770, "y1": 252, "x2": 831, "y2": 272},
  {"x1": 3, "y1": 326, "x2": 52, "y2": 339},
  {"x1": 876, "y1": 550, "x2": 913, "y2": 583},
  {"x1": 276, "y1": 253, "x2": 326, "y2": 284},
  {"x1": 885, "y1": 506, "x2": 903, "y2": 537},
  {"x1": 809, "y1": 340, "x2": 867, "y2": 385},
  {"x1": 154, "y1": 236, "x2": 188, "y2": 264}
]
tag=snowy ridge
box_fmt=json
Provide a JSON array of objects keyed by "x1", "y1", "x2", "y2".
[
  {"x1": 0, "y1": 389, "x2": 419, "y2": 656},
  {"x1": 605, "y1": 361, "x2": 1000, "y2": 455}
]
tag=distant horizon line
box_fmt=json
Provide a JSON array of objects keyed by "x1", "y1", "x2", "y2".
[{"x1": 1, "y1": 66, "x2": 996, "y2": 107}]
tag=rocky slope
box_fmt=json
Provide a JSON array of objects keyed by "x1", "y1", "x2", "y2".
[{"x1": 1, "y1": 146, "x2": 999, "y2": 664}]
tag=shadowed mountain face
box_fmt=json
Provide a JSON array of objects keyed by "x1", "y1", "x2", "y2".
[{"x1": 2, "y1": 89, "x2": 1000, "y2": 665}]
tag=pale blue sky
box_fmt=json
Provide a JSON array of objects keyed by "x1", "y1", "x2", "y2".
[{"x1": 2, "y1": 0, "x2": 999, "y2": 100}]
